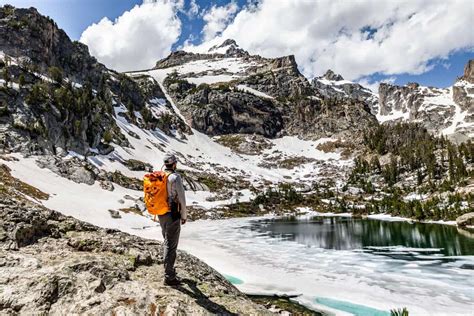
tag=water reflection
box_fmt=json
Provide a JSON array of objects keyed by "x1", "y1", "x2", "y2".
[{"x1": 250, "y1": 216, "x2": 474, "y2": 256}]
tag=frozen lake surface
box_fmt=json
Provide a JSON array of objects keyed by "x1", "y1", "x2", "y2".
[{"x1": 179, "y1": 215, "x2": 474, "y2": 316}]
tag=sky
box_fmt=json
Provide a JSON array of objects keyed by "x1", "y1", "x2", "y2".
[{"x1": 1, "y1": 0, "x2": 473, "y2": 90}]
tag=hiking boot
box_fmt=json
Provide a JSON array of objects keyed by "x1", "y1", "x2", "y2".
[{"x1": 164, "y1": 278, "x2": 181, "y2": 286}]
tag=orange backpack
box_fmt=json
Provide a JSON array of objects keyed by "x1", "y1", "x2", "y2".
[{"x1": 143, "y1": 171, "x2": 170, "y2": 220}]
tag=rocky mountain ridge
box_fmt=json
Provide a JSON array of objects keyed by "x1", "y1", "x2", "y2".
[
  {"x1": 151, "y1": 38, "x2": 474, "y2": 144},
  {"x1": 145, "y1": 40, "x2": 378, "y2": 142},
  {"x1": 311, "y1": 70, "x2": 379, "y2": 115},
  {"x1": 377, "y1": 62, "x2": 474, "y2": 142},
  {"x1": 0, "y1": 6, "x2": 188, "y2": 156}
]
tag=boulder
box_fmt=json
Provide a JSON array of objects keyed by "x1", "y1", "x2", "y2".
[
  {"x1": 108, "y1": 209, "x2": 121, "y2": 219},
  {"x1": 456, "y1": 212, "x2": 474, "y2": 227}
]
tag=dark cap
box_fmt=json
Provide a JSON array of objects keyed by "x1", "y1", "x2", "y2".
[{"x1": 164, "y1": 153, "x2": 177, "y2": 165}]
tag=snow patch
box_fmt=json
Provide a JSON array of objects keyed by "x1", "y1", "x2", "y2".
[{"x1": 236, "y1": 84, "x2": 274, "y2": 99}]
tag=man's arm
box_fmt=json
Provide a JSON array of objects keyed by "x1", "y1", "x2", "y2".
[{"x1": 174, "y1": 174, "x2": 187, "y2": 222}]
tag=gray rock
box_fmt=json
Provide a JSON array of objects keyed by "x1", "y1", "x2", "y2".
[
  {"x1": 462, "y1": 59, "x2": 474, "y2": 84},
  {"x1": 0, "y1": 186, "x2": 271, "y2": 315},
  {"x1": 167, "y1": 81, "x2": 284, "y2": 137},
  {"x1": 321, "y1": 69, "x2": 344, "y2": 81},
  {"x1": 108, "y1": 209, "x2": 122, "y2": 219},
  {"x1": 456, "y1": 212, "x2": 474, "y2": 227},
  {"x1": 36, "y1": 156, "x2": 96, "y2": 185},
  {"x1": 99, "y1": 180, "x2": 114, "y2": 191},
  {"x1": 124, "y1": 159, "x2": 153, "y2": 172}
]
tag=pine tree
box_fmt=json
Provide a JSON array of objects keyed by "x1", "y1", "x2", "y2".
[
  {"x1": 103, "y1": 130, "x2": 113, "y2": 143},
  {"x1": 98, "y1": 74, "x2": 110, "y2": 101},
  {"x1": 18, "y1": 74, "x2": 25, "y2": 87},
  {"x1": 370, "y1": 156, "x2": 381, "y2": 173},
  {"x1": 2, "y1": 67, "x2": 10, "y2": 87},
  {"x1": 140, "y1": 106, "x2": 153, "y2": 125},
  {"x1": 48, "y1": 66, "x2": 63, "y2": 84},
  {"x1": 25, "y1": 82, "x2": 47, "y2": 105},
  {"x1": 126, "y1": 101, "x2": 136, "y2": 122}
]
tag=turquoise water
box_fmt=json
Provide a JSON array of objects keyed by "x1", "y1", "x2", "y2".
[
  {"x1": 316, "y1": 297, "x2": 390, "y2": 316},
  {"x1": 223, "y1": 274, "x2": 244, "y2": 285}
]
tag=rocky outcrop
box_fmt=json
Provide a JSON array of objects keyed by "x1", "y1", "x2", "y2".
[
  {"x1": 215, "y1": 134, "x2": 273, "y2": 155},
  {"x1": 282, "y1": 97, "x2": 378, "y2": 140},
  {"x1": 207, "y1": 39, "x2": 250, "y2": 57},
  {"x1": 378, "y1": 60, "x2": 474, "y2": 140},
  {"x1": 312, "y1": 70, "x2": 379, "y2": 114},
  {"x1": 241, "y1": 55, "x2": 313, "y2": 99},
  {"x1": 0, "y1": 166, "x2": 271, "y2": 315},
  {"x1": 456, "y1": 212, "x2": 474, "y2": 227},
  {"x1": 452, "y1": 60, "x2": 474, "y2": 139},
  {"x1": 462, "y1": 60, "x2": 474, "y2": 84},
  {"x1": 321, "y1": 70, "x2": 344, "y2": 81},
  {"x1": 378, "y1": 82, "x2": 455, "y2": 133},
  {"x1": 0, "y1": 6, "x2": 189, "y2": 155},
  {"x1": 0, "y1": 5, "x2": 105, "y2": 85},
  {"x1": 155, "y1": 40, "x2": 249, "y2": 70},
  {"x1": 155, "y1": 51, "x2": 203, "y2": 69},
  {"x1": 165, "y1": 79, "x2": 284, "y2": 137}
]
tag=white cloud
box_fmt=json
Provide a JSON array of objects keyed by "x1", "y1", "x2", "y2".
[
  {"x1": 80, "y1": 1, "x2": 182, "y2": 72},
  {"x1": 187, "y1": 0, "x2": 200, "y2": 18},
  {"x1": 201, "y1": 2, "x2": 238, "y2": 41},
  {"x1": 357, "y1": 76, "x2": 397, "y2": 93},
  {"x1": 189, "y1": 0, "x2": 474, "y2": 80}
]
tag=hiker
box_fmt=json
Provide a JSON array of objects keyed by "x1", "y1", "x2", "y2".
[{"x1": 143, "y1": 153, "x2": 187, "y2": 286}]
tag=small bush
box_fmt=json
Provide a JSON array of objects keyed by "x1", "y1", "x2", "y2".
[
  {"x1": 48, "y1": 66, "x2": 63, "y2": 84},
  {"x1": 390, "y1": 307, "x2": 409, "y2": 316}
]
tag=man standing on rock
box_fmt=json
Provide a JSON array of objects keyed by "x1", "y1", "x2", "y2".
[{"x1": 160, "y1": 153, "x2": 187, "y2": 286}]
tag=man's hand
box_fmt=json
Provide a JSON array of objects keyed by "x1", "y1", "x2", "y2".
[{"x1": 181, "y1": 218, "x2": 187, "y2": 225}]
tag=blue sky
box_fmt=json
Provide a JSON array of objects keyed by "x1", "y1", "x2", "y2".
[
  {"x1": 364, "y1": 50, "x2": 473, "y2": 88},
  {"x1": 1, "y1": 0, "x2": 473, "y2": 88}
]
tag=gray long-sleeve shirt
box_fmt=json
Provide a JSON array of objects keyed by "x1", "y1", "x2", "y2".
[{"x1": 166, "y1": 171, "x2": 187, "y2": 220}]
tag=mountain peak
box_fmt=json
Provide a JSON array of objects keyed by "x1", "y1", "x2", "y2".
[
  {"x1": 207, "y1": 38, "x2": 248, "y2": 57},
  {"x1": 462, "y1": 59, "x2": 474, "y2": 83},
  {"x1": 322, "y1": 69, "x2": 344, "y2": 81},
  {"x1": 218, "y1": 39, "x2": 238, "y2": 48}
]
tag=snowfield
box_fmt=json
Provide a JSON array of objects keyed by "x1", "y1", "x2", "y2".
[{"x1": 141, "y1": 57, "x2": 257, "y2": 86}]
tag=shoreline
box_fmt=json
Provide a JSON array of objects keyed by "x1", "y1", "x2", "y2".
[
  {"x1": 194, "y1": 206, "x2": 467, "y2": 228},
  {"x1": 247, "y1": 294, "x2": 325, "y2": 316}
]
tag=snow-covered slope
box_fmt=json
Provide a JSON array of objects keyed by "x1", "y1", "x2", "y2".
[
  {"x1": 151, "y1": 57, "x2": 258, "y2": 85},
  {"x1": 2, "y1": 59, "x2": 351, "y2": 226}
]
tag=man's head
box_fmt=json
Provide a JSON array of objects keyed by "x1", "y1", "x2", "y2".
[{"x1": 164, "y1": 153, "x2": 178, "y2": 170}]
